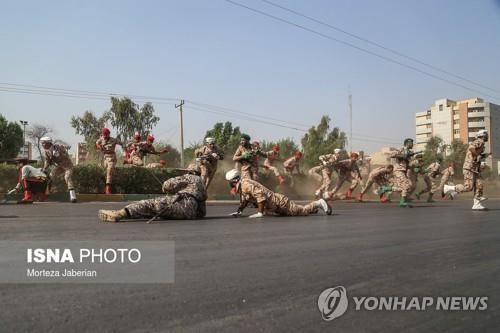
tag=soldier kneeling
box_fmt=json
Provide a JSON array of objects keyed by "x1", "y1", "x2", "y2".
[
  {"x1": 225, "y1": 169, "x2": 332, "y2": 219},
  {"x1": 8, "y1": 158, "x2": 48, "y2": 204},
  {"x1": 98, "y1": 167, "x2": 207, "y2": 223}
]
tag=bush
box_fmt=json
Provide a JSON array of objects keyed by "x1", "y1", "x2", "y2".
[{"x1": 0, "y1": 164, "x2": 18, "y2": 192}]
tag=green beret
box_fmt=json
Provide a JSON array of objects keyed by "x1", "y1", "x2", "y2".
[{"x1": 241, "y1": 134, "x2": 251, "y2": 141}]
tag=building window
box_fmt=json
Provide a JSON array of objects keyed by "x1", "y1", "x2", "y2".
[
  {"x1": 426, "y1": 124, "x2": 432, "y2": 129},
  {"x1": 453, "y1": 120, "x2": 459, "y2": 125},
  {"x1": 439, "y1": 105, "x2": 443, "y2": 111},
  {"x1": 454, "y1": 129, "x2": 460, "y2": 134},
  {"x1": 426, "y1": 115, "x2": 431, "y2": 120}
]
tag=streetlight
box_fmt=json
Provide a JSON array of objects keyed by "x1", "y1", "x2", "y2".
[{"x1": 20, "y1": 120, "x2": 28, "y2": 157}]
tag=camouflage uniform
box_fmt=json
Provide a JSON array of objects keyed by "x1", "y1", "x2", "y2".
[
  {"x1": 389, "y1": 148, "x2": 412, "y2": 196},
  {"x1": 43, "y1": 144, "x2": 74, "y2": 190},
  {"x1": 324, "y1": 159, "x2": 361, "y2": 198},
  {"x1": 130, "y1": 141, "x2": 159, "y2": 166},
  {"x1": 283, "y1": 156, "x2": 301, "y2": 187},
  {"x1": 455, "y1": 138, "x2": 485, "y2": 199},
  {"x1": 418, "y1": 162, "x2": 441, "y2": 195},
  {"x1": 262, "y1": 150, "x2": 281, "y2": 177},
  {"x1": 360, "y1": 166, "x2": 393, "y2": 195},
  {"x1": 439, "y1": 166, "x2": 454, "y2": 193},
  {"x1": 96, "y1": 136, "x2": 122, "y2": 185},
  {"x1": 407, "y1": 159, "x2": 426, "y2": 196},
  {"x1": 194, "y1": 144, "x2": 225, "y2": 188},
  {"x1": 309, "y1": 153, "x2": 339, "y2": 194},
  {"x1": 124, "y1": 174, "x2": 207, "y2": 219},
  {"x1": 249, "y1": 147, "x2": 267, "y2": 181},
  {"x1": 237, "y1": 178, "x2": 318, "y2": 216},
  {"x1": 233, "y1": 144, "x2": 256, "y2": 180}
]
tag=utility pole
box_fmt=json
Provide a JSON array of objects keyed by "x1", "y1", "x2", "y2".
[
  {"x1": 175, "y1": 100, "x2": 185, "y2": 167},
  {"x1": 20, "y1": 120, "x2": 28, "y2": 157},
  {"x1": 348, "y1": 87, "x2": 352, "y2": 154}
]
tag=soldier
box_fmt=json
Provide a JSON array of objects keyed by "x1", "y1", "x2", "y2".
[
  {"x1": 444, "y1": 129, "x2": 489, "y2": 210},
  {"x1": 262, "y1": 144, "x2": 285, "y2": 184},
  {"x1": 308, "y1": 148, "x2": 341, "y2": 198},
  {"x1": 7, "y1": 157, "x2": 48, "y2": 204},
  {"x1": 406, "y1": 153, "x2": 426, "y2": 198},
  {"x1": 248, "y1": 141, "x2": 268, "y2": 181},
  {"x1": 145, "y1": 160, "x2": 167, "y2": 169},
  {"x1": 225, "y1": 169, "x2": 331, "y2": 218},
  {"x1": 129, "y1": 135, "x2": 168, "y2": 166},
  {"x1": 378, "y1": 138, "x2": 417, "y2": 207},
  {"x1": 95, "y1": 127, "x2": 123, "y2": 194},
  {"x1": 194, "y1": 137, "x2": 225, "y2": 188},
  {"x1": 40, "y1": 136, "x2": 77, "y2": 203},
  {"x1": 123, "y1": 132, "x2": 141, "y2": 165},
  {"x1": 283, "y1": 151, "x2": 303, "y2": 187},
  {"x1": 356, "y1": 164, "x2": 394, "y2": 202},
  {"x1": 98, "y1": 169, "x2": 207, "y2": 222},
  {"x1": 233, "y1": 134, "x2": 256, "y2": 180},
  {"x1": 415, "y1": 160, "x2": 441, "y2": 202},
  {"x1": 324, "y1": 152, "x2": 362, "y2": 200}
]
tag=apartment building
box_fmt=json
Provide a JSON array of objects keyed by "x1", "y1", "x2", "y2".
[{"x1": 415, "y1": 98, "x2": 500, "y2": 173}]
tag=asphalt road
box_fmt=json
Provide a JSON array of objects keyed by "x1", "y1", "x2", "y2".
[{"x1": 1, "y1": 199, "x2": 500, "y2": 332}]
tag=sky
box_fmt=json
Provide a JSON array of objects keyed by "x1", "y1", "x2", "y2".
[{"x1": 1, "y1": 0, "x2": 500, "y2": 155}]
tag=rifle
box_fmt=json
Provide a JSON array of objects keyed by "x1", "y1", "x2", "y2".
[{"x1": 472, "y1": 153, "x2": 490, "y2": 195}]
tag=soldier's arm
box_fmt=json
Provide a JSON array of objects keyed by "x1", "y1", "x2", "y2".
[
  {"x1": 95, "y1": 138, "x2": 103, "y2": 150},
  {"x1": 162, "y1": 177, "x2": 188, "y2": 194},
  {"x1": 217, "y1": 147, "x2": 224, "y2": 160},
  {"x1": 233, "y1": 147, "x2": 243, "y2": 161}
]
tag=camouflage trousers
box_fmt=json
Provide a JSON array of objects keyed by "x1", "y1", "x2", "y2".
[
  {"x1": 328, "y1": 172, "x2": 361, "y2": 195},
  {"x1": 241, "y1": 166, "x2": 259, "y2": 181},
  {"x1": 418, "y1": 175, "x2": 438, "y2": 195},
  {"x1": 391, "y1": 170, "x2": 411, "y2": 197},
  {"x1": 200, "y1": 164, "x2": 216, "y2": 189},
  {"x1": 103, "y1": 155, "x2": 116, "y2": 184},
  {"x1": 125, "y1": 195, "x2": 206, "y2": 219},
  {"x1": 407, "y1": 173, "x2": 434, "y2": 195},
  {"x1": 50, "y1": 165, "x2": 74, "y2": 190},
  {"x1": 360, "y1": 176, "x2": 389, "y2": 195},
  {"x1": 272, "y1": 198, "x2": 318, "y2": 216},
  {"x1": 456, "y1": 169, "x2": 483, "y2": 199},
  {"x1": 437, "y1": 173, "x2": 452, "y2": 194},
  {"x1": 309, "y1": 166, "x2": 333, "y2": 192}
]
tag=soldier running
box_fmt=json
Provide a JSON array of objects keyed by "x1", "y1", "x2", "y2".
[
  {"x1": 262, "y1": 144, "x2": 285, "y2": 184},
  {"x1": 225, "y1": 169, "x2": 331, "y2": 218},
  {"x1": 357, "y1": 164, "x2": 394, "y2": 202},
  {"x1": 128, "y1": 135, "x2": 168, "y2": 166},
  {"x1": 123, "y1": 132, "x2": 141, "y2": 165},
  {"x1": 283, "y1": 151, "x2": 303, "y2": 187},
  {"x1": 406, "y1": 153, "x2": 426, "y2": 198},
  {"x1": 444, "y1": 129, "x2": 489, "y2": 210},
  {"x1": 40, "y1": 136, "x2": 77, "y2": 203},
  {"x1": 194, "y1": 137, "x2": 225, "y2": 189},
  {"x1": 378, "y1": 138, "x2": 418, "y2": 207},
  {"x1": 323, "y1": 152, "x2": 362, "y2": 200},
  {"x1": 98, "y1": 168, "x2": 207, "y2": 222},
  {"x1": 95, "y1": 127, "x2": 123, "y2": 194},
  {"x1": 309, "y1": 148, "x2": 341, "y2": 198},
  {"x1": 233, "y1": 134, "x2": 257, "y2": 180},
  {"x1": 8, "y1": 157, "x2": 48, "y2": 204},
  {"x1": 415, "y1": 160, "x2": 441, "y2": 202},
  {"x1": 440, "y1": 162, "x2": 455, "y2": 199}
]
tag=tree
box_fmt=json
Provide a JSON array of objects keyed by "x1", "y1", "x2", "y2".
[
  {"x1": 0, "y1": 114, "x2": 24, "y2": 159},
  {"x1": 28, "y1": 124, "x2": 53, "y2": 161},
  {"x1": 70, "y1": 110, "x2": 107, "y2": 160},
  {"x1": 422, "y1": 136, "x2": 444, "y2": 165},
  {"x1": 105, "y1": 97, "x2": 160, "y2": 143},
  {"x1": 445, "y1": 139, "x2": 468, "y2": 170},
  {"x1": 262, "y1": 138, "x2": 299, "y2": 159},
  {"x1": 204, "y1": 121, "x2": 242, "y2": 153},
  {"x1": 300, "y1": 116, "x2": 347, "y2": 167}
]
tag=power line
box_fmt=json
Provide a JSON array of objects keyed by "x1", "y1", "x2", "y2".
[
  {"x1": 223, "y1": 0, "x2": 500, "y2": 102},
  {"x1": 260, "y1": 0, "x2": 500, "y2": 95}
]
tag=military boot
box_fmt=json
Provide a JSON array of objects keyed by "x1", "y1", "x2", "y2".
[{"x1": 98, "y1": 209, "x2": 128, "y2": 222}]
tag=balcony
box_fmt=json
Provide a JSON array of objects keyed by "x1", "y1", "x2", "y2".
[
  {"x1": 416, "y1": 127, "x2": 432, "y2": 135},
  {"x1": 468, "y1": 121, "x2": 485, "y2": 128}
]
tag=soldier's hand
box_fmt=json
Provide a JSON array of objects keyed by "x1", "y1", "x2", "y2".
[
  {"x1": 229, "y1": 211, "x2": 242, "y2": 217},
  {"x1": 249, "y1": 212, "x2": 264, "y2": 219}
]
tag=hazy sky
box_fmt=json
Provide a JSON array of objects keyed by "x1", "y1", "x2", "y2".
[{"x1": 1, "y1": 0, "x2": 500, "y2": 155}]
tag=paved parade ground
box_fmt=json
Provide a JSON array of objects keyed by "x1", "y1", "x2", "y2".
[{"x1": 1, "y1": 200, "x2": 500, "y2": 332}]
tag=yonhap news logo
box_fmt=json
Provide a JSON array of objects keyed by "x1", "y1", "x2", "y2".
[
  {"x1": 317, "y1": 286, "x2": 349, "y2": 321},
  {"x1": 318, "y1": 286, "x2": 488, "y2": 322}
]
